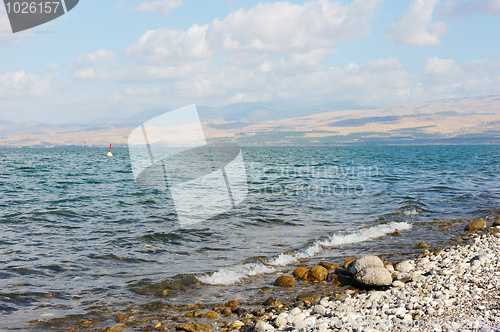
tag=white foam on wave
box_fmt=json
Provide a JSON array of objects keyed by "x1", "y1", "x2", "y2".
[
  {"x1": 196, "y1": 263, "x2": 275, "y2": 286},
  {"x1": 318, "y1": 222, "x2": 412, "y2": 247},
  {"x1": 268, "y1": 222, "x2": 412, "y2": 265},
  {"x1": 403, "y1": 208, "x2": 419, "y2": 216},
  {"x1": 197, "y1": 222, "x2": 412, "y2": 285},
  {"x1": 267, "y1": 243, "x2": 323, "y2": 266}
]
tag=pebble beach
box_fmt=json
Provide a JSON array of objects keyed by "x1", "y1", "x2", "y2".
[
  {"x1": 241, "y1": 222, "x2": 500, "y2": 332},
  {"x1": 169, "y1": 219, "x2": 500, "y2": 332},
  {"x1": 258, "y1": 234, "x2": 500, "y2": 332},
  {"x1": 29, "y1": 218, "x2": 500, "y2": 332}
]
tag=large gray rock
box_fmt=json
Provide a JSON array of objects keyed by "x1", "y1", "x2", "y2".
[
  {"x1": 348, "y1": 255, "x2": 384, "y2": 275},
  {"x1": 354, "y1": 267, "x2": 393, "y2": 287},
  {"x1": 254, "y1": 320, "x2": 275, "y2": 332},
  {"x1": 394, "y1": 260, "x2": 414, "y2": 273}
]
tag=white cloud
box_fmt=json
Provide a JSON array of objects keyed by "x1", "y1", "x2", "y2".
[
  {"x1": 422, "y1": 57, "x2": 500, "y2": 97},
  {"x1": 72, "y1": 50, "x2": 116, "y2": 80},
  {"x1": 74, "y1": 49, "x2": 116, "y2": 67},
  {"x1": 135, "y1": 0, "x2": 182, "y2": 16},
  {"x1": 122, "y1": 0, "x2": 381, "y2": 82},
  {"x1": 229, "y1": 92, "x2": 249, "y2": 103},
  {"x1": 125, "y1": 25, "x2": 211, "y2": 65},
  {"x1": 386, "y1": 0, "x2": 447, "y2": 46},
  {"x1": 207, "y1": 0, "x2": 381, "y2": 54},
  {"x1": 45, "y1": 62, "x2": 60, "y2": 74},
  {"x1": 126, "y1": 0, "x2": 380, "y2": 66},
  {"x1": 0, "y1": 71, "x2": 52, "y2": 98},
  {"x1": 441, "y1": 0, "x2": 500, "y2": 18}
]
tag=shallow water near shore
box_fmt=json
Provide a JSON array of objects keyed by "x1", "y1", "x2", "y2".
[{"x1": 0, "y1": 145, "x2": 499, "y2": 329}]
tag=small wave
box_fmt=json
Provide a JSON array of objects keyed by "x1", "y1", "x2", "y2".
[
  {"x1": 196, "y1": 263, "x2": 275, "y2": 286},
  {"x1": 318, "y1": 222, "x2": 412, "y2": 247},
  {"x1": 267, "y1": 244, "x2": 323, "y2": 266},
  {"x1": 197, "y1": 222, "x2": 411, "y2": 286},
  {"x1": 269, "y1": 222, "x2": 412, "y2": 265}
]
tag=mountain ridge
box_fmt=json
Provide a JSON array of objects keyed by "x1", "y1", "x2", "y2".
[{"x1": 0, "y1": 96, "x2": 498, "y2": 147}]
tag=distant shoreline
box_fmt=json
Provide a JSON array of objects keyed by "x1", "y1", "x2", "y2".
[{"x1": 1, "y1": 141, "x2": 499, "y2": 148}]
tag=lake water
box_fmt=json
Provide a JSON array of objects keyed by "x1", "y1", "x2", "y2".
[{"x1": 1, "y1": 145, "x2": 499, "y2": 329}]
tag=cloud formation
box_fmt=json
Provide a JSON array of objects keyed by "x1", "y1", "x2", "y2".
[
  {"x1": 0, "y1": 71, "x2": 52, "y2": 98},
  {"x1": 207, "y1": 0, "x2": 381, "y2": 54},
  {"x1": 127, "y1": 0, "x2": 380, "y2": 65},
  {"x1": 125, "y1": 25, "x2": 211, "y2": 65},
  {"x1": 441, "y1": 0, "x2": 500, "y2": 18},
  {"x1": 386, "y1": 0, "x2": 446, "y2": 46},
  {"x1": 135, "y1": 0, "x2": 182, "y2": 16},
  {"x1": 423, "y1": 57, "x2": 500, "y2": 97},
  {"x1": 72, "y1": 50, "x2": 116, "y2": 80}
]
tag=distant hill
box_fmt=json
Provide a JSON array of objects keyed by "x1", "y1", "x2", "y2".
[
  {"x1": 0, "y1": 96, "x2": 498, "y2": 147},
  {"x1": 83, "y1": 101, "x2": 364, "y2": 127}
]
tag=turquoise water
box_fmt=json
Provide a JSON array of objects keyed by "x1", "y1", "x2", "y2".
[{"x1": 0, "y1": 145, "x2": 499, "y2": 328}]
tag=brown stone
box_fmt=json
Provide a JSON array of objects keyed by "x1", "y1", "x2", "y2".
[
  {"x1": 488, "y1": 227, "x2": 500, "y2": 234},
  {"x1": 308, "y1": 266, "x2": 328, "y2": 281},
  {"x1": 106, "y1": 326, "x2": 126, "y2": 332},
  {"x1": 391, "y1": 231, "x2": 402, "y2": 236},
  {"x1": 343, "y1": 257, "x2": 356, "y2": 269},
  {"x1": 263, "y1": 297, "x2": 282, "y2": 307},
  {"x1": 141, "y1": 326, "x2": 154, "y2": 331},
  {"x1": 320, "y1": 262, "x2": 340, "y2": 270},
  {"x1": 331, "y1": 274, "x2": 340, "y2": 287},
  {"x1": 464, "y1": 218, "x2": 486, "y2": 232},
  {"x1": 115, "y1": 314, "x2": 129, "y2": 323},
  {"x1": 184, "y1": 311, "x2": 202, "y2": 318},
  {"x1": 225, "y1": 300, "x2": 239, "y2": 308},
  {"x1": 492, "y1": 218, "x2": 500, "y2": 227},
  {"x1": 415, "y1": 241, "x2": 428, "y2": 248},
  {"x1": 221, "y1": 307, "x2": 232, "y2": 316},
  {"x1": 274, "y1": 275, "x2": 296, "y2": 287},
  {"x1": 296, "y1": 293, "x2": 321, "y2": 304},
  {"x1": 204, "y1": 311, "x2": 218, "y2": 319},
  {"x1": 176, "y1": 323, "x2": 213, "y2": 332},
  {"x1": 292, "y1": 267, "x2": 308, "y2": 279}
]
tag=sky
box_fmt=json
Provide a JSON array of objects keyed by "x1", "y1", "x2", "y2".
[{"x1": 0, "y1": 0, "x2": 499, "y2": 124}]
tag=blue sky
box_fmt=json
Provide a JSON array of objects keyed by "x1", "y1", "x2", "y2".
[{"x1": 0, "y1": 0, "x2": 499, "y2": 124}]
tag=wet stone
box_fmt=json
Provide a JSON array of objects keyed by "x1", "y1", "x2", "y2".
[
  {"x1": 225, "y1": 300, "x2": 239, "y2": 308},
  {"x1": 292, "y1": 267, "x2": 308, "y2": 279},
  {"x1": 296, "y1": 293, "x2": 321, "y2": 304},
  {"x1": 203, "y1": 311, "x2": 218, "y2": 319},
  {"x1": 235, "y1": 307, "x2": 248, "y2": 316},
  {"x1": 274, "y1": 275, "x2": 296, "y2": 287},
  {"x1": 320, "y1": 262, "x2": 340, "y2": 270},
  {"x1": 308, "y1": 266, "x2": 328, "y2": 281},
  {"x1": 221, "y1": 307, "x2": 232, "y2": 316},
  {"x1": 465, "y1": 218, "x2": 486, "y2": 232},
  {"x1": 184, "y1": 311, "x2": 202, "y2": 318},
  {"x1": 176, "y1": 323, "x2": 213, "y2": 332},
  {"x1": 263, "y1": 297, "x2": 282, "y2": 308}
]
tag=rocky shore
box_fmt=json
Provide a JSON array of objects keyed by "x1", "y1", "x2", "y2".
[
  {"x1": 34, "y1": 218, "x2": 500, "y2": 332},
  {"x1": 241, "y1": 219, "x2": 500, "y2": 332},
  {"x1": 171, "y1": 219, "x2": 500, "y2": 332}
]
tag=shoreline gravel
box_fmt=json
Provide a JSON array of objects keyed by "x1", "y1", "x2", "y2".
[{"x1": 247, "y1": 231, "x2": 500, "y2": 332}]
